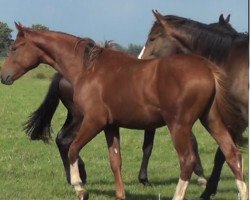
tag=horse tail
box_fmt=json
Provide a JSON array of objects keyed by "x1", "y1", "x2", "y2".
[
  {"x1": 212, "y1": 68, "x2": 247, "y2": 147},
  {"x1": 23, "y1": 73, "x2": 62, "y2": 143}
]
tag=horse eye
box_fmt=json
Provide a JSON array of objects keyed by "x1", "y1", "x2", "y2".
[{"x1": 149, "y1": 37, "x2": 155, "y2": 42}]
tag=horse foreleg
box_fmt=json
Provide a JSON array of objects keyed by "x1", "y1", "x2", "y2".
[
  {"x1": 68, "y1": 116, "x2": 105, "y2": 200},
  {"x1": 138, "y1": 128, "x2": 156, "y2": 186},
  {"x1": 169, "y1": 124, "x2": 195, "y2": 200},
  {"x1": 105, "y1": 127, "x2": 125, "y2": 200},
  {"x1": 200, "y1": 147, "x2": 225, "y2": 200}
]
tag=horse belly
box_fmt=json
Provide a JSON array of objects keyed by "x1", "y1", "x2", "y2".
[{"x1": 111, "y1": 103, "x2": 165, "y2": 129}]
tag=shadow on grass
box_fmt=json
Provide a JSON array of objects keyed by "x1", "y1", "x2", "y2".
[
  {"x1": 87, "y1": 174, "x2": 242, "y2": 199},
  {"x1": 88, "y1": 188, "x2": 173, "y2": 200},
  {"x1": 89, "y1": 177, "x2": 179, "y2": 186}
]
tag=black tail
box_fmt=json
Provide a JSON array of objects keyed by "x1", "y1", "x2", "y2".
[{"x1": 23, "y1": 73, "x2": 62, "y2": 143}]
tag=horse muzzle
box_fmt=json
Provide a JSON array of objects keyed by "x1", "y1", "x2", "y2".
[{"x1": 0, "y1": 73, "x2": 14, "y2": 85}]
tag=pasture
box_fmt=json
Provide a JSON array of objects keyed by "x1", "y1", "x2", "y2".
[{"x1": 0, "y1": 62, "x2": 248, "y2": 200}]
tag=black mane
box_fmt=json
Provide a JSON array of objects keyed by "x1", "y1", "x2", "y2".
[{"x1": 149, "y1": 15, "x2": 248, "y2": 64}]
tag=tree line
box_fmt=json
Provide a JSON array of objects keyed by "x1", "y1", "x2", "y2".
[{"x1": 0, "y1": 22, "x2": 143, "y2": 57}]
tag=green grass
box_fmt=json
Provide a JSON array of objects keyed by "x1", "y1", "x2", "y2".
[{"x1": 0, "y1": 64, "x2": 248, "y2": 200}]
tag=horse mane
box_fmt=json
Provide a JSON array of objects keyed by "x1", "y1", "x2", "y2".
[
  {"x1": 149, "y1": 15, "x2": 246, "y2": 64},
  {"x1": 83, "y1": 40, "x2": 134, "y2": 68}
]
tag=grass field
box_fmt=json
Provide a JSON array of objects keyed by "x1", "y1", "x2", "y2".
[{"x1": 0, "y1": 63, "x2": 248, "y2": 200}]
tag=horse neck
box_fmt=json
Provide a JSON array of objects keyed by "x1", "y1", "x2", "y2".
[
  {"x1": 171, "y1": 25, "x2": 234, "y2": 65},
  {"x1": 30, "y1": 31, "x2": 83, "y2": 85}
]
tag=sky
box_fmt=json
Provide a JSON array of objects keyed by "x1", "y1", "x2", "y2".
[{"x1": 0, "y1": 0, "x2": 248, "y2": 46}]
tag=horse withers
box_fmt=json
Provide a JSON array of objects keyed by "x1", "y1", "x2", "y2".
[{"x1": 1, "y1": 23, "x2": 247, "y2": 200}]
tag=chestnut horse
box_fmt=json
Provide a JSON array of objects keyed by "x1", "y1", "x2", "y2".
[
  {"x1": 22, "y1": 14, "x2": 233, "y2": 188},
  {"x1": 1, "y1": 23, "x2": 247, "y2": 200},
  {"x1": 141, "y1": 10, "x2": 248, "y2": 199}
]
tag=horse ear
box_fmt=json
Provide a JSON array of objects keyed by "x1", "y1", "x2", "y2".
[
  {"x1": 152, "y1": 10, "x2": 167, "y2": 27},
  {"x1": 15, "y1": 21, "x2": 27, "y2": 36},
  {"x1": 225, "y1": 14, "x2": 231, "y2": 23},
  {"x1": 15, "y1": 22, "x2": 23, "y2": 31},
  {"x1": 219, "y1": 14, "x2": 225, "y2": 24},
  {"x1": 14, "y1": 22, "x2": 30, "y2": 37},
  {"x1": 152, "y1": 10, "x2": 174, "y2": 35}
]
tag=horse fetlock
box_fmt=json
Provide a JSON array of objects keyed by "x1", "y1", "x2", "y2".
[
  {"x1": 116, "y1": 196, "x2": 125, "y2": 200},
  {"x1": 115, "y1": 188, "x2": 125, "y2": 200},
  {"x1": 139, "y1": 177, "x2": 152, "y2": 187},
  {"x1": 71, "y1": 177, "x2": 82, "y2": 186},
  {"x1": 238, "y1": 193, "x2": 249, "y2": 200},
  {"x1": 172, "y1": 179, "x2": 189, "y2": 200},
  {"x1": 236, "y1": 180, "x2": 248, "y2": 200}
]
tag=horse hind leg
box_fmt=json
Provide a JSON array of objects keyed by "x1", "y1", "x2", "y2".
[
  {"x1": 200, "y1": 147, "x2": 225, "y2": 199},
  {"x1": 56, "y1": 113, "x2": 86, "y2": 184},
  {"x1": 138, "y1": 128, "x2": 156, "y2": 186},
  {"x1": 168, "y1": 124, "x2": 197, "y2": 200},
  {"x1": 200, "y1": 105, "x2": 248, "y2": 200}
]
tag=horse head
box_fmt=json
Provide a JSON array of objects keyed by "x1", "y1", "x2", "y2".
[
  {"x1": 141, "y1": 10, "x2": 191, "y2": 59},
  {"x1": 208, "y1": 14, "x2": 237, "y2": 34},
  {"x1": 1, "y1": 22, "x2": 44, "y2": 85},
  {"x1": 140, "y1": 10, "x2": 238, "y2": 60}
]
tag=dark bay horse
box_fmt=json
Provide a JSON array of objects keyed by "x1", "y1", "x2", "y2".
[
  {"x1": 1, "y1": 23, "x2": 248, "y2": 200},
  {"x1": 141, "y1": 10, "x2": 248, "y2": 199},
  {"x1": 22, "y1": 14, "x2": 233, "y2": 188}
]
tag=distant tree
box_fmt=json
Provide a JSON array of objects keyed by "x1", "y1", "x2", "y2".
[
  {"x1": 0, "y1": 22, "x2": 13, "y2": 56},
  {"x1": 31, "y1": 24, "x2": 49, "y2": 31},
  {"x1": 113, "y1": 43, "x2": 127, "y2": 53},
  {"x1": 126, "y1": 43, "x2": 143, "y2": 56},
  {"x1": 113, "y1": 43, "x2": 143, "y2": 57}
]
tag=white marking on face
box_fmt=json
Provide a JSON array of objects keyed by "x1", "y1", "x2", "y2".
[
  {"x1": 172, "y1": 178, "x2": 189, "y2": 200},
  {"x1": 114, "y1": 148, "x2": 118, "y2": 154},
  {"x1": 138, "y1": 46, "x2": 145, "y2": 59}
]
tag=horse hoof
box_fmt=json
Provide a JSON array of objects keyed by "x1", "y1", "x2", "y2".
[
  {"x1": 116, "y1": 197, "x2": 126, "y2": 200},
  {"x1": 77, "y1": 190, "x2": 89, "y2": 200},
  {"x1": 200, "y1": 193, "x2": 214, "y2": 200},
  {"x1": 139, "y1": 178, "x2": 152, "y2": 187},
  {"x1": 197, "y1": 177, "x2": 207, "y2": 187},
  {"x1": 238, "y1": 192, "x2": 249, "y2": 200}
]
